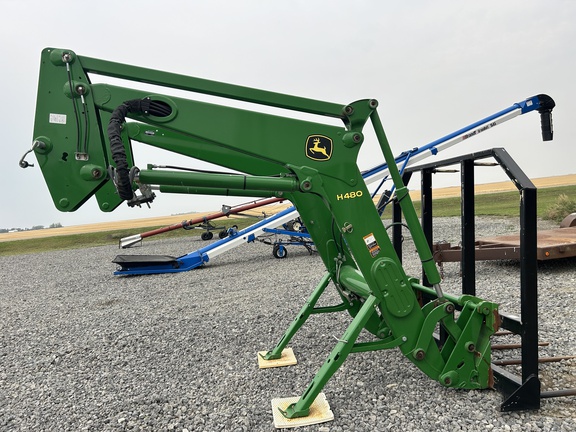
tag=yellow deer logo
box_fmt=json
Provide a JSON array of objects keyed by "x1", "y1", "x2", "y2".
[
  {"x1": 310, "y1": 138, "x2": 329, "y2": 158},
  {"x1": 305, "y1": 135, "x2": 332, "y2": 161}
]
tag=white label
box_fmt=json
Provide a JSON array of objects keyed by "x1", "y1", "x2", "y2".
[{"x1": 49, "y1": 113, "x2": 67, "y2": 124}]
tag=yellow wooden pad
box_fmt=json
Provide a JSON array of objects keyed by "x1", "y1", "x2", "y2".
[
  {"x1": 257, "y1": 347, "x2": 297, "y2": 369},
  {"x1": 271, "y1": 392, "x2": 334, "y2": 428}
]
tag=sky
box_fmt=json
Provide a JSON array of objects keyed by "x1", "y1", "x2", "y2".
[{"x1": 1, "y1": 0, "x2": 575, "y2": 229}]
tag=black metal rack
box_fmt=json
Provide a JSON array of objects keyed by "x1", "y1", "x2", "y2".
[{"x1": 390, "y1": 147, "x2": 573, "y2": 411}]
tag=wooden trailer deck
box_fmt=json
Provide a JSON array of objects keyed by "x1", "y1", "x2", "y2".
[{"x1": 433, "y1": 226, "x2": 576, "y2": 262}]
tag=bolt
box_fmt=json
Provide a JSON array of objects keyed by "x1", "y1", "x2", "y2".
[
  {"x1": 414, "y1": 349, "x2": 425, "y2": 360},
  {"x1": 466, "y1": 342, "x2": 476, "y2": 352},
  {"x1": 444, "y1": 376, "x2": 452, "y2": 386},
  {"x1": 62, "y1": 52, "x2": 72, "y2": 63},
  {"x1": 341, "y1": 222, "x2": 353, "y2": 233},
  {"x1": 445, "y1": 303, "x2": 455, "y2": 314},
  {"x1": 344, "y1": 105, "x2": 354, "y2": 115},
  {"x1": 91, "y1": 168, "x2": 102, "y2": 179},
  {"x1": 75, "y1": 85, "x2": 86, "y2": 95},
  {"x1": 369, "y1": 99, "x2": 378, "y2": 108}
]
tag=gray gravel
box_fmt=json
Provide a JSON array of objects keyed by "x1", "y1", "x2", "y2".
[{"x1": 1, "y1": 216, "x2": 575, "y2": 431}]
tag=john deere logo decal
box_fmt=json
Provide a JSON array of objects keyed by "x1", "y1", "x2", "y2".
[{"x1": 306, "y1": 135, "x2": 332, "y2": 161}]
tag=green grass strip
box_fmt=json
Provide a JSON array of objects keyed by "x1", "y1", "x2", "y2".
[{"x1": 1, "y1": 185, "x2": 574, "y2": 257}]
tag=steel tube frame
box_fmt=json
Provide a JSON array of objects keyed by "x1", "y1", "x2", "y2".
[{"x1": 392, "y1": 147, "x2": 542, "y2": 411}]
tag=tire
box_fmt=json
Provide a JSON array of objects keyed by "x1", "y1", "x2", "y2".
[
  {"x1": 286, "y1": 220, "x2": 302, "y2": 232},
  {"x1": 218, "y1": 230, "x2": 228, "y2": 239},
  {"x1": 201, "y1": 231, "x2": 213, "y2": 241},
  {"x1": 272, "y1": 244, "x2": 288, "y2": 259}
]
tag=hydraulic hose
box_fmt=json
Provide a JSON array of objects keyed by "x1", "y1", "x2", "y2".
[{"x1": 107, "y1": 98, "x2": 172, "y2": 200}]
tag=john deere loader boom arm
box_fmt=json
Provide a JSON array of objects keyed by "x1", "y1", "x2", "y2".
[{"x1": 25, "y1": 48, "x2": 554, "y2": 423}]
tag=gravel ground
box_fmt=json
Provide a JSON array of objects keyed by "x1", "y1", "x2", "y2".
[{"x1": 1, "y1": 216, "x2": 575, "y2": 431}]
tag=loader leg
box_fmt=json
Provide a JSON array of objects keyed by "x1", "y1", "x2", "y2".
[
  {"x1": 259, "y1": 272, "x2": 331, "y2": 361},
  {"x1": 279, "y1": 295, "x2": 379, "y2": 419}
]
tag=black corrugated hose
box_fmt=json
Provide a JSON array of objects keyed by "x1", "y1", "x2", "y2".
[{"x1": 107, "y1": 98, "x2": 171, "y2": 200}]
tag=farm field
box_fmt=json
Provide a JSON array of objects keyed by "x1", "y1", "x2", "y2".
[{"x1": 1, "y1": 173, "x2": 575, "y2": 243}]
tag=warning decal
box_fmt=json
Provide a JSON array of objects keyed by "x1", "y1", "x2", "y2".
[{"x1": 363, "y1": 233, "x2": 380, "y2": 258}]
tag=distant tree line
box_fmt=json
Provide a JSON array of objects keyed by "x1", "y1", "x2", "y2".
[{"x1": 0, "y1": 223, "x2": 62, "y2": 233}]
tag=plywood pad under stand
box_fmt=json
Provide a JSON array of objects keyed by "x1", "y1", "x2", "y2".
[
  {"x1": 257, "y1": 347, "x2": 297, "y2": 369},
  {"x1": 271, "y1": 392, "x2": 334, "y2": 428}
]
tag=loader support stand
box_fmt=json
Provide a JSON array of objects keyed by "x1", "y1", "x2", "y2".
[
  {"x1": 279, "y1": 295, "x2": 380, "y2": 419},
  {"x1": 260, "y1": 272, "x2": 334, "y2": 361}
]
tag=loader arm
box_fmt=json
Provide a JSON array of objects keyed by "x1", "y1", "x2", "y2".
[{"x1": 27, "y1": 48, "x2": 554, "y2": 422}]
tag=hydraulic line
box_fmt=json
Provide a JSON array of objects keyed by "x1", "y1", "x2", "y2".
[{"x1": 107, "y1": 98, "x2": 172, "y2": 200}]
